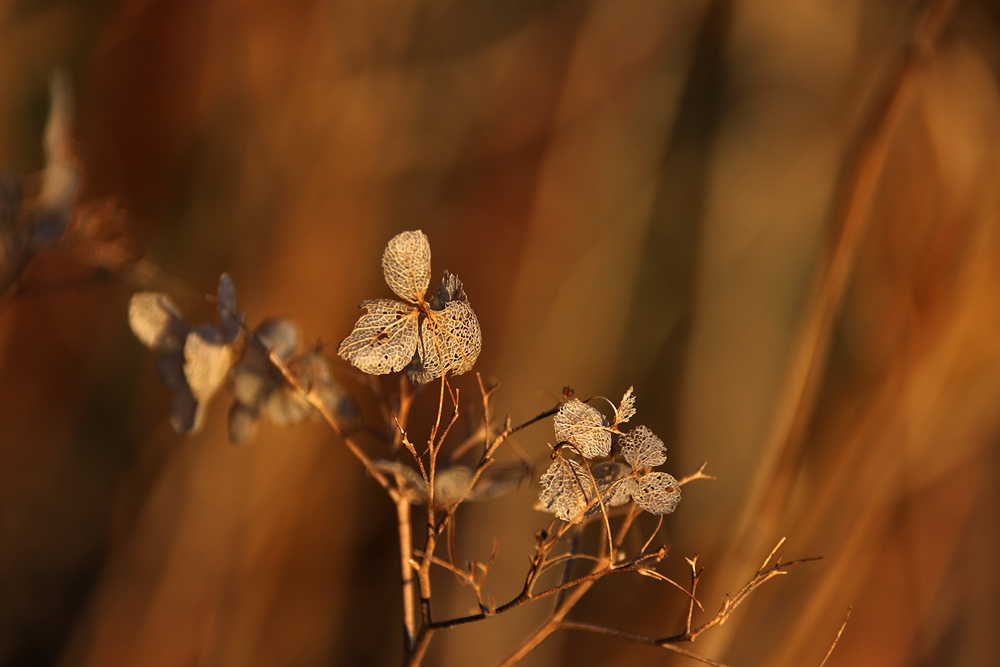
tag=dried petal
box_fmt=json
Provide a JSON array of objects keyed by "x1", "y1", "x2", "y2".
[
  {"x1": 253, "y1": 317, "x2": 300, "y2": 360},
  {"x1": 433, "y1": 467, "x2": 475, "y2": 506},
  {"x1": 227, "y1": 402, "x2": 259, "y2": 444},
  {"x1": 553, "y1": 399, "x2": 611, "y2": 459},
  {"x1": 616, "y1": 386, "x2": 636, "y2": 426},
  {"x1": 338, "y1": 298, "x2": 420, "y2": 374},
  {"x1": 538, "y1": 457, "x2": 593, "y2": 523},
  {"x1": 371, "y1": 460, "x2": 428, "y2": 504},
  {"x1": 537, "y1": 458, "x2": 632, "y2": 522},
  {"x1": 591, "y1": 461, "x2": 636, "y2": 509},
  {"x1": 429, "y1": 271, "x2": 467, "y2": 309},
  {"x1": 129, "y1": 292, "x2": 188, "y2": 352},
  {"x1": 155, "y1": 351, "x2": 202, "y2": 434},
  {"x1": 184, "y1": 323, "x2": 233, "y2": 403},
  {"x1": 264, "y1": 388, "x2": 310, "y2": 426},
  {"x1": 631, "y1": 472, "x2": 681, "y2": 515},
  {"x1": 291, "y1": 349, "x2": 333, "y2": 390},
  {"x1": 32, "y1": 70, "x2": 77, "y2": 244},
  {"x1": 216, "y1": 273, "x2": 242, "y2": 342},
  {"x1": 465, "y1": 463, "x2": 531, "y2": 503},
  {"x1": 230, "y1": 361, "x2": 271, "y2": 407},
  {"x1": 619, "y1": 425, "x2": 667, "y2": 470},
  {"x1": 407, "y1": 299, "x2": 481, "y2": 384},
  {"x1": 382, "y1": 230, "x2": 431, "y2": 303}
]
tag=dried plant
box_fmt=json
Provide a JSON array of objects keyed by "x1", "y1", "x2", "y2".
[{"x1": 119, "y1": 230, "x2": 819, "y2": 667}]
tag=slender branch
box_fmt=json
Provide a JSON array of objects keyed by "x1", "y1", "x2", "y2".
[
  {"x1": 818, "y1": 606, "x2": 852, "y2": 667},
  {"x1": 557, "y1": 622, "x2": 731, "y2": 666},
  {"x1": 396, "y1": 497, "x2": 417, "y2": 657},
  {"x1": 263, "y1": 347, "x2": 398, "y2": 497}
]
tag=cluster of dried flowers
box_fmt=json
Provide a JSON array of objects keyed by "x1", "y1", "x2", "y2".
[
  {"x1": 128, "y1": 231, "x2": 680, "y2": 522},
  {"x1": 537, "y1": 388, "x2": 681, "y2": 522},
  {"x1": 128, "y1": 275, "x2": 351, "y2": 441},
  {"x1": 1, "y1": 73, "x2": 79, "y2": 293}
]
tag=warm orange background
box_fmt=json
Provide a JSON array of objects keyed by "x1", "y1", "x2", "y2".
[{"x1": 2, "y1": 1, "x2": 999, "y2": 666}]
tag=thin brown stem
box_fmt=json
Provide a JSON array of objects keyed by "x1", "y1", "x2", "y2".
[
  {"x1": 817, "y1": 606, "x2": 852, "y2": 667},
  {"x1": 557, "y1": 622, "x2": 730, "y2": 666},
  {"x1": 396, "y1": 497, "x2": 417, "y2": 657}
]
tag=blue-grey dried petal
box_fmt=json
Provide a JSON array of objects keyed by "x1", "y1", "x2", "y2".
[
  {"x1": 252, "y1": 317, "x2": 300, "y2": 360},
  {"x1": 155, "y1": 350, "x2": 202, "y2": 434}
]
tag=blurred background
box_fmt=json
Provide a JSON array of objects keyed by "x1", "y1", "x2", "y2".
[{"x1": 3, "y1": 0, "x2": 1000, "y2": 665}]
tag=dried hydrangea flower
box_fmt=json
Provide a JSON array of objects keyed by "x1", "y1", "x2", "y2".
[
  {"x1": 227, "y1": 317, "x2": 354, "y2": 444},
  {"x1": 128, "y1": 274, "x2": 241, "y2": 434},
  {"x1": 537, "y1": 389, "x2": 681, "y2": 522},
  {"x1": 338, "y1": 230, "x2": 481, "y2": 384}
]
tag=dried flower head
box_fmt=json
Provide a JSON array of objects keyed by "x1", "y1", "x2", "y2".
[
  {"x1": 228, "y1": 317, "x2": 354, "y2": 444},
  {"x1": 537, "y1": 389, "x2": 680, "y2": 523},
  {"x1": 338, "y1": 230, "x2": 481, "y2": 384},
  {"x1": 372, "y1": 460, "x2": 530, "y2": 508},
  {"x1": 128, "y1": 274, "x2": 242, "y2": 434}
]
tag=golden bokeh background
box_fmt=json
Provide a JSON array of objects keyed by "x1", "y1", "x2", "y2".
[{"x1": 2, "y1": 1, "x2": 1000, "y2": 665}]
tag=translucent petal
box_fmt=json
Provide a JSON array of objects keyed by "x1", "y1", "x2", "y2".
[
  {"x1": 433, "y1": 467, "x2": 475, "y2": 506},
  {"x1": 129, "y1": 292, "x2": 188, "y2": 352},
  {"x1": 600, "y1": 476, "x2": 639, "y2": 509},
  {"x1": 538, "y1": 458, "x2": 593, "y2": 523},
  {"x1": 407, "y1": 299, "x2": 481, "y2": 384},
  {"x1": 553, "y1": 399, "x2": 611, "y2": 459},
  {"x1": 382, "y1": 230, "x2": 431, "y2": 303},
  {"x1": 619, "y1": 425, "x2": 667, "y2": 470},
  {"x1": 591, "y1": 461, "x2": 636, "y2": 509},
  {"x1": 631, "y1": 472, "x2": 681, "y2": 515},
  {"x1": 371, "y1": 460, "x2": 428, "y2": 504},
  {"x1": 538, "y1": 458, "x2": 632, "y2": 522},
  {"x1": 465, "y1": 463, "x2": 531, "y2": 503},
  {"x1": 616, "y1": 386, "x2": 636, "y2": 425},
  {"x1": 184, "y1": 324, "x2": 234, "y2": 403},
  {"x1": 338, "y1": 299, "x2": 420, "y2": 374}
]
